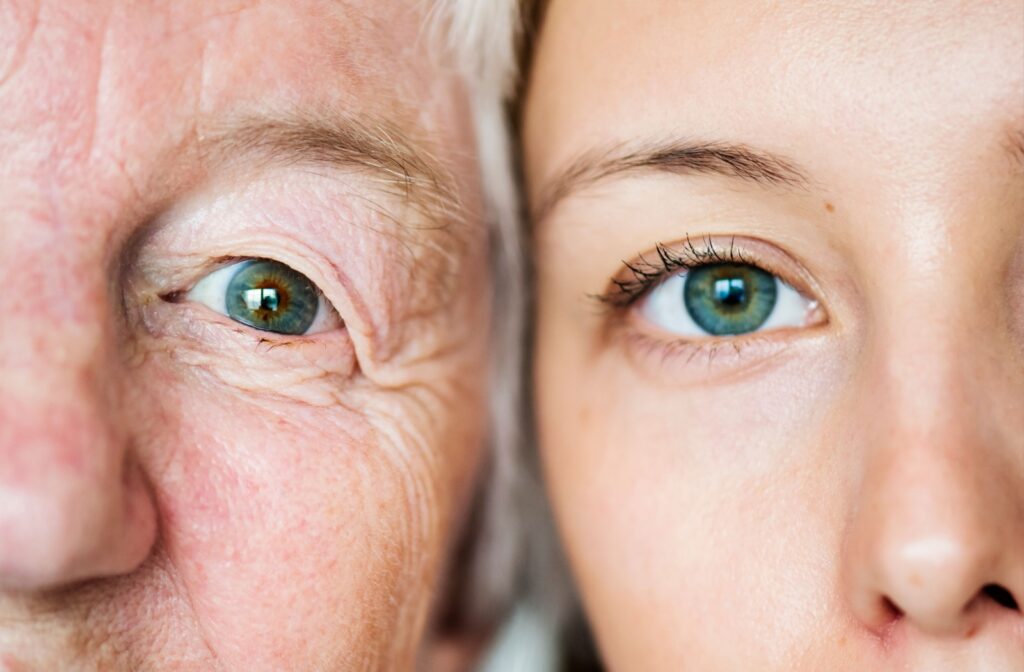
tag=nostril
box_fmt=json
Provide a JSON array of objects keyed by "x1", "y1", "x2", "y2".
[
  {"x1": 882, "y1": 596, "x2": 904, "y2": 618},
  {"x1": 982, "y1": 584, "x2": 1019, "y2": 611}
]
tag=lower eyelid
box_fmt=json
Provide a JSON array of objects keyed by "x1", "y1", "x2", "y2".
[
  {"x1": 138, "y1": 297, "x2": 357, "y2": 372},
  {"x1": 614, "y1": 319, "x2": 824, "y2": 387}
]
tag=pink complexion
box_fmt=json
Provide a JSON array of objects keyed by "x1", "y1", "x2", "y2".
[{"x1": 0, "y1": 1, "x2": 489, "y2": 670}]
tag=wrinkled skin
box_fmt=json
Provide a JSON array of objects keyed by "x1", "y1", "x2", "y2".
[
  {"x1": 525, "y1": 0, "x2": 1024, "y2": 670},
  {"x1": 0, "y1": 1, "x2": 488, "y2": 670}
]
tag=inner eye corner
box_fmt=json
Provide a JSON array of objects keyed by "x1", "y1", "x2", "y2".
[{"x1": 158, "y1": 289, "x2": 186, "y2": 304}]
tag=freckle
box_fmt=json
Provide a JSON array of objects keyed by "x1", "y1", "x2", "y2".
[{"x1": 824, "y1": 202, "x2": 835, "y2": 213}]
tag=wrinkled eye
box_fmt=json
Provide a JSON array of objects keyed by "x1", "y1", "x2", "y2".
[
  {"x1": 186, "y1": 259, "x2": 341, "y2": 335},
  {"x1": 639, "y1": 262, "x2": 814, "y2": 337}
]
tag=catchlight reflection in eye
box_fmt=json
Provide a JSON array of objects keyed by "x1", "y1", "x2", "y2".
[
  {"x1": 186, "y1": 259, "x2": 340, "y2": 335},
  {"x1": 639, "y1": 262, "x2": 814, "y2": 337}
]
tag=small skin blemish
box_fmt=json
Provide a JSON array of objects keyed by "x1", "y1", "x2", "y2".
[{"x1": 824, "y1": 202, "x2": 835, "y2": 213}]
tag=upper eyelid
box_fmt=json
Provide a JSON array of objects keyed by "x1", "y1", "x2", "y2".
[
  {"x1": 137, "y1": 228, "x2": 376, "y2": 341},
  {"x1": 167, "y1": 254, "x2": 332, "y2": 302},
  {"x1": 595, "y1": 235, "x2": 820, "y2": 309}
]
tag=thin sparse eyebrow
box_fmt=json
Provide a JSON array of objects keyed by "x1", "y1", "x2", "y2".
[
  {"x1": 199, "y1": 113, "x2": 462, "y2": 224},
  {"x1": 533, "y1": 139, "x2": 811, "y2": 224}
]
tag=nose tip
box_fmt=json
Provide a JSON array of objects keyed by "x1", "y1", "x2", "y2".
[
  {"x1": 0, "y1": 408, "x2": 158, "y2": 592},
  {"x1": 871, "y1": 534, "x2": 1017, "y2": 636},
  {"x1": 844, "y1": 449, "x2": 1024, "y2": 639}
]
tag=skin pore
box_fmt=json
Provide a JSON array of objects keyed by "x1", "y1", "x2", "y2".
[
  {"x1": 0, "y1": 1, "x2": 488, "y2": 670},
  {"x1": 524, "y1": 1, "x2": 1024, "y2": 670}
]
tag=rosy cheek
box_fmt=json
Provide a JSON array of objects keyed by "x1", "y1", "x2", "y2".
[{"x1": 130, "y1": 353, "x2": 436, "y2": 664}]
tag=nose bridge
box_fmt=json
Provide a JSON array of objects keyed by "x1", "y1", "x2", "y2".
[
  {"x1": 842, "y1": 290, "x2": 1024, "y2": 636},
  {"x1": 0, "y1": 216, "x2": 156, "y2": 591},
  {"x1": 0, "y1": 214, "x2": 114, "y2": 427}
]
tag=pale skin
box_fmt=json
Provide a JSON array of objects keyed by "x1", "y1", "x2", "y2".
[
  {"x1": 0, "y1": 1, "x2": 488, "y2": 670},
  {"x1": 524, "y1": 0, "x2": 1024, "y2": 669}
]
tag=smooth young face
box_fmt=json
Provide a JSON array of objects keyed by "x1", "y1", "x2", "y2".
[
  {"x1": 525, "y1": 1, "x2": 1024, "y2": 669},
  {"x1": 0, "y1": 1, "x2": 488, "y2": 669}
]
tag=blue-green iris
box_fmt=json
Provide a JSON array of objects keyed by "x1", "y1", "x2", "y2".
[
  {"x1": 225, "y1": 259, "x2": 318, "y2": 335},
  {"x1": 683, "y1": 263, "x2": 778, "y2": 335}
]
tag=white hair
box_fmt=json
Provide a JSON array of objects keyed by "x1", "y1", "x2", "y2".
[
  {"x1": 431, "y1": 0, "x2": 577, "y2": 651},
  {"x1": 434, "y1": 0, "x2": 529, "y2": 614}
]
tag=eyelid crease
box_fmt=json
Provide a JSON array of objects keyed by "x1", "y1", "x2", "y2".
[
  {"x1": 616, "y1": 324, "x2": 812, "y2": 384},
  {"x1": 595, "y1": 235, "x2": 752, "y2": 308},
  {"x1": 594, "y1": 234, "x2": 823, "y2": 314}
]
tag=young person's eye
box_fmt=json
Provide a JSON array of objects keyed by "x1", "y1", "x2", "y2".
[
  {"x1": 185, "y1": 258, "x2": 343, "y2": 336},
  {"x1": 639, "y1": 262, "x2": 814, "y2": 337},
  {"x1": 597, "y1": 236, "x2": 825, "y2": 342}
]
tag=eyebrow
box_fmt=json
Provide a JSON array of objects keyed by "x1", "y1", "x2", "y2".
[
  {"x1": 532, "y1": 139, "x2": 811, "y2": 223},
  {"x1": 198, "y1": 113, "x2": 462, "y2": 224}
]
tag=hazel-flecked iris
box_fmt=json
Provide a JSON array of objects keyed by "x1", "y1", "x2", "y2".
[
  {"x1": 225, "y1": 259, "x2": 319, "y2": 335},
  {"x1": 683, "y1": 263, "x2": 778, "y2": 335}
]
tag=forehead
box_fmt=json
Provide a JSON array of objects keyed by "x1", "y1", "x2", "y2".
[
  {"x1": 0, "y1": 0, "x2": 474, "y2": 216},
  {"x1": 0, "y1": 0, "x2": 443, "y2": 112},
  {"x1": 525, "y1": 0, "x2": 1023, "y2": 184}
]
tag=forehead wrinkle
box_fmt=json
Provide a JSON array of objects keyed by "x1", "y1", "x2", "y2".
[{"x1": 195, "y1": 110, "x2": 464, "y2": 229}]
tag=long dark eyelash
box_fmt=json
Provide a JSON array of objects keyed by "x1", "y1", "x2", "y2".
[{"x1": 595, "y1": 234, "x2": 750, "y2": 308}]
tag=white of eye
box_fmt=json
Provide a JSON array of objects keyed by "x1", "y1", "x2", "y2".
[
  {"x1": 638, "y1": 269, "x2": 815, "y2": 337},
  {"x1": 185, "y1": 260, "x2": 340, "y2": 335}
]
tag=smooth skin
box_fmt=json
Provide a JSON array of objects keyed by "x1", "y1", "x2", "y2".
[
  {"x1": 525, "y1": 0, "x2": 1024, "y2": 669},
  {"x1": 0, "y1": 1, "x2": 488, "y2": 669}
]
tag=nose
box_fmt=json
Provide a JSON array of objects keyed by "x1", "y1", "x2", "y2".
[
  {"x1": 841, "y1": 330, "x2": 1024, "y2": 638},
  {"x1": 0, "y1": 259, "x2": 157, "y2": 591}
]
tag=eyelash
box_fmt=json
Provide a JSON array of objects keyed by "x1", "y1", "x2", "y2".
[{"x1": 595, "y1": 234, "x2": 755, "y2": 308}]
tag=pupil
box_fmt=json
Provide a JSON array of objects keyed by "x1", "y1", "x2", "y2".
[
  {"x1": 713, "y1": 277, "x2": 746, "y2": 306},
  {"x1": 682, "y1": 262, "x2": 778, "y2": 336},
  {"x1": 225, "y1": 259, "x2": 319, "y2": 335},
  {"x1": 243, "y1": 287, "x2": 280, "y2": 312}
]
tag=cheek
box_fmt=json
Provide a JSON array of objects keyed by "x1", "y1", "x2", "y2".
[
  {"x1": 537, "y1": 336, "x2": 851, "y2": 667},
  {"x1": 128, "y1": 360, "x2": 455, "y2": 667}
]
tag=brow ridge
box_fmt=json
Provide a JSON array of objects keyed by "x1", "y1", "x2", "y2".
[
  {"x1": 199, "y1": 112, "x2": 462, "y2": 224},
  {"x1": 533, "y1": 139, "x2": 810, "y2": 223}
]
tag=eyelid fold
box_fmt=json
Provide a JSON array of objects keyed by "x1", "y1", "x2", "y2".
[{"x1": 599, "y1": 235, "x2": 822, "y2": 308}]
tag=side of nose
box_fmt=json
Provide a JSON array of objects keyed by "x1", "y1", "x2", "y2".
[
  {"x1": 0, "y1": 258, "x2": 157, "y2": 591},
  {"x1": 841, "y1": 330, "x2": 1024, "y2": 638}
]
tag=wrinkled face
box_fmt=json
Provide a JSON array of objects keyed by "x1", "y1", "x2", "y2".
[
  {"x1": 0, "y1": 1, "x2": 488, "y2": 669},
  {"x1": 525, "y1": 1, "x2": 1024, "y2": 669}
]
